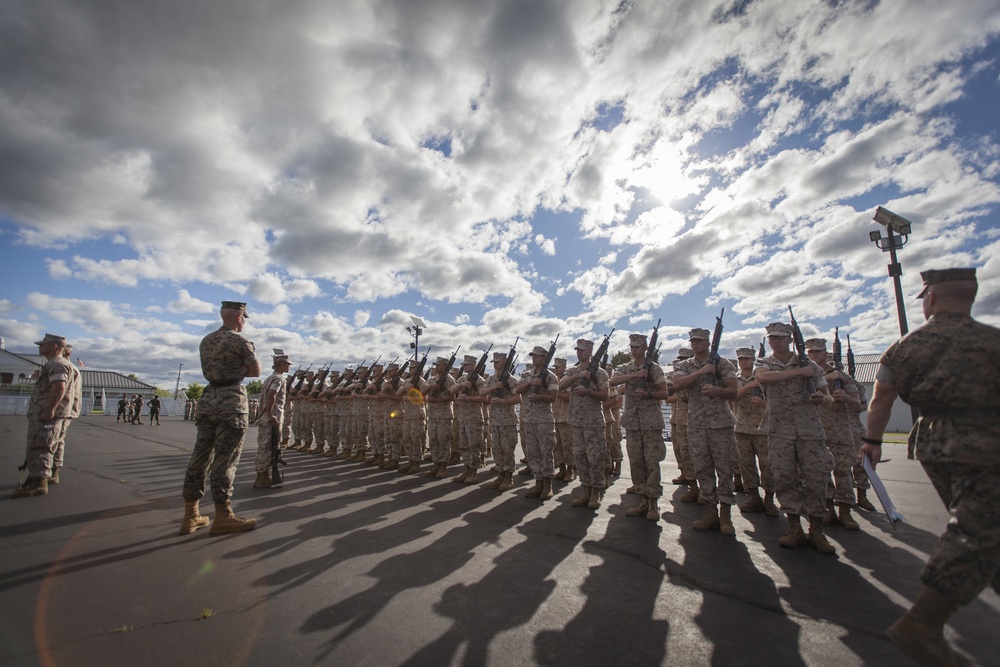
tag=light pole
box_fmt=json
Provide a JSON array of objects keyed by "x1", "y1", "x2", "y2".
[
  {"x1": 868, "y1": 205, "x2": 919, "y2": 450},
  {"x1": 406, "y1": 316, "x2": 426, "y2": 360},
  {"x1": 174, "y1": 363, "x2": 183, "y2": 400}
]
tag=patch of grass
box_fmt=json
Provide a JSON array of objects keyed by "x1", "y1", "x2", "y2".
[{"x1": 199, "y1": 608, "x2": 214, "y2": 620}]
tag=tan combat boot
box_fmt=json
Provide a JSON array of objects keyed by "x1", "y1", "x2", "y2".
[
  {"x1": 778, "y1": 514, "x2": 808, "y2": 548},
  {"x1": 398, "y1": 459, "x2": 413, "y2": 473},
  {"x1": 680, "y1": 480, "x2": 700, "y2": 503},
  {"x1": 822, "y1": 498, "x2": 837, "y2": 525},
  {"x1": 763, "y1": 491, "x2": 780, "y2": 517},
  {"x1": 554, "y1": 464, "x2": 567, "y2": 481},
  {"x1": 49, "y1": 468, "x2": 61, "y2": 485},
  {"x1": 719, "y1": 503, "x2": 736, "y2": 536},
  {"x1": 856, "y1": 488, "x2": 876, "y2": 512},
  {"x1": 178, "y1": 500, "x2": 210, "y2": 535},
  {"x1": 646, "y1": 498, "x2": 661, "y2": 522},
  {"x1": 572, "y1": 486, "x2": 592, "y2": 507},
  {"x1": 692, "y1": 504, "x2": 720, "y2": 531},
  {"x1": 498, "y1": 472, "x2": 514, "y2": 491},
  {"x1": 435, "y1": 463, "x2": 449, "y2": 479},
  {"x1": 484, "y1": 472, "x2": 505, "y2": 489},
  {"x1": 463, "y1": 468, "x2": 479, "y2": 485},
  {"x1": 886, "y1": 586, "x2": 964, "y2": 667},
  {"x1": 671, "y1": 474, "x2": 686, "y2": 485},
  {"x1": 210, "y1": 501, "x2": 257, "y2": 535},
  {"x1": 385, "y1": 458, "x2": 399, "y2": 471},
  {"x1": 407, "y1": 460, "x2": 421, "y2": 475},
  {"x1": 564, "y1": 466, "x2": 576, "y2": 482},
  {"x1": 253, "y1": 471, "x2": 272, "y2": 488},
  {"x1": 625, "y1": 497, "x2": 649, "y2": 517},
  {"x1": 587, "y1": 488, "x2": 604, "y2": 510},
  {"x1": 525, "y1": 480, "x2": 544, "y2": 498},
  {"x1": 838, "y1": 504, "x2": 860, "y2": 530},
  {"x1": 424, "y1": 462, "x2": 441, "y2": 478},
  {"x1": 452, "y1": 466, "x2": 471, "y2": 483},
  {"x1": 12, "y1": 477, "x2": 49, "y2": 498},
  {"x1": 739, "y1": 489, "x2": 764, "y2": 513},
  {"x1": 518, "y1": 465, "x2": 532, "y2": 477},
  {"x1": 807, "y1": 517, "x2": 836, "y2": 554},
  {"x1": 540, "y1": 478, "x2": 553, "y2": 500}
]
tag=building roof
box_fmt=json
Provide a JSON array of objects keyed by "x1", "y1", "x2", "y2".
[
  {"x1": 81, "y1": 370, "x2": 157, "y2": 392},
  {"x1": 848, "y1": 353, "x2": 881, "y2": 384}
]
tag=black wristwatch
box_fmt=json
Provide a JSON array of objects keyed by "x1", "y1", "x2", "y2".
[{"x1": 861, "y1": 436, "x2": 882, "y2": 446}]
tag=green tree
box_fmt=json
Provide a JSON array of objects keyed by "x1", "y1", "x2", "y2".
[
  {"x1": 610, "y1": 349, "x2": 631, "y2": 367},
  {"x1": 185, "y1": 382, "x2": 204, "y2": 401},
  {"x1": 154, "y1": 387, "x2": 172, "y2": 398},
  {"x1": 246, "y1": 379, "x2": 263, "y2": 396}
]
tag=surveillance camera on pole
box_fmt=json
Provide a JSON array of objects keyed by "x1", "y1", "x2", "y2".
[{"x1": 873, "y1": 206, "x2": 913, "y2": 236}]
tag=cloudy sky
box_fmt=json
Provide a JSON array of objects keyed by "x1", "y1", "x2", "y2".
[{"x1": 1, "y1": 0, "x2": 999, "y2": 390}]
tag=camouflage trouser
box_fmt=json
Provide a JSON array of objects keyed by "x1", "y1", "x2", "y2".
[
  {"x1": 554, "y1": 421, "x2": 572, "y2": 468},
  {"x1": 401, "y1": 418, "x2": 426, "y2": 462},
  {"x1": 451, "y1": 419, "x2": 460, "y2": 456},
  {"x1": 768, "y1": 436, "x2": 832, "y2": 519},
  {"x1": 24, "y1": 416, "x2": 67, "y2": 479},
  {"x1": 735, "y1": 431, "x2": 772, "y2": 492},
  {"x1": 324, "y1": 410, "x2": 339, "y2": 453},
  {"x1": 921, "y1": 462, "x2": 1000, "y2": 605},
  {"x1": 149, "y1": 409, "x2": 160, "y2": 425},
  {"x1": 182, "y1": 413, "x2": 248, "y2": 505},
  {"x1": 369, "y1": 412, "x2": 386, "y2": 455},
  {"x1": 385, "y1": 416, "x2": 403, "y2": 460},
  {"x1": 491, "y1": 423, "x2": 520, "y2": 474},
  {"x1": 689, "y1": 426, "x2": 737, "y2": 505},
  {"x1": 309, "y1": 404, "x2": 326, "y2": 449},
  {"x1": 522, "y1": 421, "x2": 555, "y2": 480},
  {"x1": 605, "y1": 421, "x2": 623, "y2": 465},
  {"x1": 352, "y1": 412, "x2": 369, "y2": 452},
  {"x1": 254, "y1": 422, "x2": 280, "y2": 472},
  {"x1": 671, "y1": 421, "x2": 695, "y2": 481},
  {"x1": 572, "y1": 425, "x2": 606, "y2": 489},
  {"x1": 53, "y1": 417, "x2": 75, "y2": 470},
  {"x1": 457, "y1": 419, "x2": 485, "y2": 468},
  {"x1": 826, "y1": 438, "x2": 857, "y2": 505},
  {"x1": 292, "y1": 402, "x2": 305, "y2": 442},
  {"x1": 427, "y1": 418, "x2": 452, "y2": 464},
  {"x1": 626, "y1": 429, "x2": 666, "y2": 499},
  {"x1": 339, "y1": 410, "x2": 353, "y2": 452},
  {"x1": 852, "y1": 433, "x2": 871, "y2": 490},
  {"x1": 281, "y1": 402, "x2": 292, "y2": 441}
]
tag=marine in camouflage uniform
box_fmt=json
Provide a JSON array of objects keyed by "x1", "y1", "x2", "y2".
[
  {"x1": 850, "y1": 382, "x2": 875, "y2": 510},
  {"x1": 481, "y1": 352, "x2": 522, "y2": 492},
  {"x1": 806, "y1": 338, "x2": 866, "y2": 530},
  {"x1": 672, "y1": 328, "x2": 740, "y2": 536},
  {"x1": 50, "y1": 342, "x2": 82, "y2": 485},
  {"x1": 335, "y1": 368, "x2": 356, "y2": 459},
  {"x1": 13, "y1": 333, "x2": 74, "y2": 498},
  {"x1": 363, "y1": 364, "x2": 387, "y2": 465},
  {"x1": 397, "y1": 365, "x2": 429, "y2": 474},
  {"x1": 253, "y1": 352, "x2": 291, "y2": 488},
  {"x1": 515, "y1": 346, "x2": 559, "y2": 499},
  {"x1": 319, "y1": 371, "x2": 342, "y2": 456},
  {"x1": 450, "y1": 355, "x2": 490, "y2": 484},
  {"x1": 423, "y1": 358, "x2": 456, "y2": 477},
  {"x1": 179, "y1": 301, "x2": 261, "y2": 535},
  {"x1": 732, "y1": 347, "x2": 776, "y2": 516},
  {"x1": 552, "y1": 358, "x2": 575, "y2": 482},
  {"x1": 667, "y1": 348, "x2": 697, "y2": 501},
  {"x1": 560, "y1": 339, "x2": 610, "y2": 510},
  {"x1": 611, "y1": 333, "x2": 671, "y2": 521},
  {"x1": 603, "y1": 372, "x2": 624, "y2": 480},
  {"x1": 861, "y1": 268, "x2": 1000, "y2": 666},
  {"x1": 755, "y1": 321, "x2": 835, "y2": 554}
]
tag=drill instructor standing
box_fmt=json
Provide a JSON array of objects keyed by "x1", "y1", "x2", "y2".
[{"x1": 179, "y1": 301, "x2": 261, "y2": 536}]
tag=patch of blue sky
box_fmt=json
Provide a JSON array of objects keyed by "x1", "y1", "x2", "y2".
[
  {"x1": 591, "y1": 100, "x2": 625, "y2": 133},
  {"x1": 941, "y1": 36, "x2": 1000, "y2": 142},
  {"x1": 420, "y1": 135, "x2": 452, "y2": 158}
]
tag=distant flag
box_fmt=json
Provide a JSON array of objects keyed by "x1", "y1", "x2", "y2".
[{"x1": 77, "y1": 357, "x2": 85, "y2": 368}]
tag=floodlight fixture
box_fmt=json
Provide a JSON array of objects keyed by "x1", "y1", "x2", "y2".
[
  {"x1": 873, "y1": 206, "x2": 913, "y2": 236},
  {"x1": 868, "y1": 230, "x2": 881, "y2": 242}
]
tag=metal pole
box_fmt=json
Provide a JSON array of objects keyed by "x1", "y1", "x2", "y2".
[
  {"x1": 886, "y1": 227, "x2": 909, "y2": 337},
  {"x1": 174, "y1": 363, "x2": 183, "y2": 400}
]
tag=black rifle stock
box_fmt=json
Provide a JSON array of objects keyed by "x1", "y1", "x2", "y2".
[
  {"x1": 588, "y1": 329, "x2": 615, "y2": 384},
  {"x1": 495, "y1": 338, "x2": 519, "y2": 396},
  {"x1": 410, "y1": 349, "x2": 431, "y2": 388},
  {"x1": 846, "y1": 334, "x2": 856, "y2": 379},
  {"x1": 832, "y1": 327, "x2": 843, "y2": 390},
  {"x1": 639, "y1": 319, "x2": 661, "y2": 391},
  {"x1": 436, "y1": 346, "x2": 461, "y2": 392},
  {"x1": 468, "y1": 344, "x2": 493, "y2": 392},
  {"x1": 708, "y1": 308, "x2": 725, "y2": 385},
  {"x1": 270, "y1": 422, "x2": 285, "y2": 486}
]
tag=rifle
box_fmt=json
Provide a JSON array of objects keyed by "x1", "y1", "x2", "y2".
[
  {"x1": 390, "y1": 359, "x2": 410, "y2": 391},
  {"x1": 374, "y1": 356, "x2": 399, "y2": 391},
  {"x1": 587, "y1": 329, "x2": 616, "y2": 383},
  {"x1": 639, "y1": 319, "x2": 661, "y2": 391},
  {"x1": 409, "y1": 348, "x2": 431, "y2": 388},
  {"x1": 270, "y1": 422, "x2": 285, "y2": 487},
  {"x1": 494, "y1": 338, "x2": 519, "y2": 396},
  {"x1": 468, "y1": 344, "x2": 493, "y2": 392},
  {"x1": 758, "y1": 337, "x2": 765, "y2": 359},
  {"x1": 291, "y1": 363, "x2": 312, "y2": 392},
  {"x1": 832, "y1": 327, "x2": 843, "y2": 390},
  {"x1": 788, "y1": 306, "x2": 816, "y2": 394},
  {"x1": 309, "y1": 366, "x2": 331, "y2": 397},
  {"x1": 357, "y1": 355, "x2": 381, "y2": 386},
  {"x1": 846, "y1": 334, "x2": 856, "y2": 379},
  {"x1": 708, "y1": 308, "x2": 725, "y2": 385}
]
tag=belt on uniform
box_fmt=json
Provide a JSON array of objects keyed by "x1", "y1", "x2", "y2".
[
  {"x1": 208, "y1": 380, "x2": 242, "y2": 387},
  {"x1": 920, "y1": 409, "x2": 999, "y2": 420}
]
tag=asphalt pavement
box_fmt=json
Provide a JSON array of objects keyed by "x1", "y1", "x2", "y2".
[{"x1": 1, "y1": 415, "x2": 997, "y2": 667}]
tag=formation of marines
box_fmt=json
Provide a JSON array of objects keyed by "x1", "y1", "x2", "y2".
[{"x1": 251, "y1": 313, "x2": 877, "y2": 556}]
